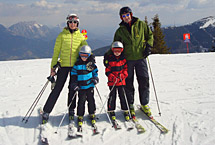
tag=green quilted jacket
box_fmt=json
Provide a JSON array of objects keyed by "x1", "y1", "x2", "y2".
[
  {"x1": 113, "y1": 17, "x2": 153, "y2": 60},
  {"x1": 51, "y1": 28, "x2": 87, "y2": 68}
]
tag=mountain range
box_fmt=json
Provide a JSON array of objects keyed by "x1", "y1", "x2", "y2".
[
  {"x1": 0, "y1": 21, "x2": 112, "y2": 61},
  {"x1": 93, "y1": 16, "x2": 215, "y2": 56},
  {"x1": 0, "y1": 16, "x2": 215, "y2": 61}
]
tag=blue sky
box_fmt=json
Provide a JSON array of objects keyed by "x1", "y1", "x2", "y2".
[{"x1": 0, "y1": 0, "x2": 215, "y2": 34}]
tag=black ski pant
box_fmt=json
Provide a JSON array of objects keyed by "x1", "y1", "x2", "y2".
[
  {"x1": 43, "y1": 67, "x2": 77, "y2": 114},
  {"x1": 125, "y1": 59, "x2": 150, "y2": 107},
  {"x1": 107, "y1": 86, "x2": 128, "y2": 111},
  {"x1": 77, "y1": 88, "x2": 96, "y2": 116}
]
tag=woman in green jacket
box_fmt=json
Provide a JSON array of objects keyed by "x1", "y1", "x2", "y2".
[{"x1": 42, "y1": 13, "x2": 87, "y2": 123}]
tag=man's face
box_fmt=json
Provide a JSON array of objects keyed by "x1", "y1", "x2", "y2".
[{"x1": 122, "y1": 12, "x2": 132, "y2": 23}]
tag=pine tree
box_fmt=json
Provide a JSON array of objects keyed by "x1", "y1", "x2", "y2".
[
  {"x1": 145, "y1": 16, "x2": 148, "y2": 25},
  {"x1": 152, "y1": 14, "x2": 171, "y2": 54}
]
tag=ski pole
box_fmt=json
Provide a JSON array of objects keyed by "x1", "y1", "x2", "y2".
[
  {"x1": 95, "y1": 86, "x2": 112, "y2": 126},
  {"x1": 96, "y1": 79, "x2": 117, "y2": 119},
  {"x1": 55, "y1": 90, "x2": 78, "y2": 134},
  {"x1": 22, "y1": 78, "x2": 50, "y2": 123},
  {"x1": 147, "y1": 57, "x2": 161, "y2": 116},
  {"x1": 22, "y1": 61, "x2": 61, "y2": 123},
  {"x1": 119, "y1": 75, "x2": 132, "y2": 119}
]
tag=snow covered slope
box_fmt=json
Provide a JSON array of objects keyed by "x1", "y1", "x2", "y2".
[{"x1": 0, "y1": 53, "x2": 215, "y2": 145}]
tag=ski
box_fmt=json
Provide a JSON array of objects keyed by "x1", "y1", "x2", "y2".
[
  {"x1": 92, "y1": 124, "x2": 99, "y2": 135},
  {"x1": 131, "y1": 117, "x2": 146, "y2": 133},
  {"x1": 124, "y1": 120, "x2": 134, "y2": 131},
  {"x1": 38, "y1": 108, "x2": 49, "y2": 145},
  {"x1": 76, "y1": 126, "x2": 83, "y2": 137},
  {"x1": 138, "y1": 105, "x2": 168, "y2": 134},
  {"x1": 68, "y1": 120, "x2": 77, "y2": 139},
  {"x1": 41, "y1": 137, "x2": 49, "y2": 145},
  {"x1": 112, "y1": 120, "x2": 121, "y2": 130}
]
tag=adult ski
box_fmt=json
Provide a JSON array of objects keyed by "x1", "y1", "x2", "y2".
[
  {"x1": 38, "y1": 108, "x2": 49, "y2": 145},
  {"x1": 137, "y1": 105, "x2": 168, "y2": 134},
  {"x1": 131, "y1": 117, "x2": 146, "y2": 133}
]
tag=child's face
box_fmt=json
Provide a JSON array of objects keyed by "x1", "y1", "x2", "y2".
[
  {"x1": 81, "y1": 57, "x2": 88, "y2": 61},
  {"x1": 112, "y1": 48, "x2": 123, "y2": 56},
  {"x1": 79, "y1": 52, "x2": 90, "y2": 61},
  {"x1": 113, "y1": 51, "x2": 122, "y2": 56}
]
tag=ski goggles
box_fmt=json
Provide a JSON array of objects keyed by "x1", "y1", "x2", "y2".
[
  {"x1": 68, "y1": 15, "x2": 78, "y2": 20},
  {"x1": 79, "y1": 52, "x2": 90, "y2": 58},
  {"x1": 122, "y1": 13, "x2": 130, "y2": 18},
  {"x1": 68, "y1": 20, "x2": 78, "y2": 24},
  {"x1": 112, "y1": 47, "x2": 123, "y2": 53}
]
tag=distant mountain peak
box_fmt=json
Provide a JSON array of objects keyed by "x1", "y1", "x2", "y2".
[
  {"x1": 192, "y1": 16, "x2": 215, "y2": 29},
  {"x1": 8, "y1": 21, "x2": 50, "y2": 39}
]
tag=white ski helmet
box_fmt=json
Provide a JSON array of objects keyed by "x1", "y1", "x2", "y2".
[
  {"x1": 79, "y1": 45, "x2": 91, "y2": 57},
  {"x1": 66, "y1": 13, "x2": 80, "y2": 23},
  {"x1": 111, "y1": 41, "x2": 124, "y2": 52}
]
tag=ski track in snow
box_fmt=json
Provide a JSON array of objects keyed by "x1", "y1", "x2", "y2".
[{"x1": 0, "y1": 53, "x2": 215, "y2": 145}]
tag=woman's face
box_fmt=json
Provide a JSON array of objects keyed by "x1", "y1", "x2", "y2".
[{"x1": 68, "y1": 21, "x2": 78, "y2": 30}]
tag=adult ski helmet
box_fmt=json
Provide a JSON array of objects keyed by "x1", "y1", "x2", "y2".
[
  {"x1": 66, "y1": 13, "x2": 79, "y2": 22},
  {"x1": 111, "y1": 41, "x2": 124, "y2": 52},
  {"x1": 66, "y1": 13, "x2": 79, "y2": 27},
  {"x1": 119, "y1": 7, "x2": 132, "y2": 15},
  {"x1": 79, "y1": 45, "x2": 91, "y2": 58}
]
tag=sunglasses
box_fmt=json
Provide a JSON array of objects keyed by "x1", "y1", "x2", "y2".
[
  {"x1": 79, "y1": 52, "x2": 90, "y2": 58},
  {"x1": 122, "y1": 13, "x2": 130, "y2": 18},
  {"x1": 68, "y1": 20, "x2": 78, "y2": 24}
]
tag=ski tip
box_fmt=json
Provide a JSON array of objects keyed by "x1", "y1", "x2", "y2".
[{"x1": 67, "y1": 135, "x2": 77, "y2": 139}]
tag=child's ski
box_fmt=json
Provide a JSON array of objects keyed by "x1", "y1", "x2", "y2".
[
  {"x1": 112, "y1": 120, "x2": 122, "y2": 130},
  {"x1": 124, "y1": 120, "x2": 134, "y2": 131},
  {"x1": 92, "y1": 124, "x2": 99, "y2": 135},
  {"x1": 68, "y1": 119, "x2": 77, "y2": 138}
]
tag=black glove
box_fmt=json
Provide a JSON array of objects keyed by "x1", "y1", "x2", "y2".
[
  {"x1": 143, "y1": 44, "x2": 152, "y2": 58},
  {"x1": 71, "y1": 83, "x2": 79, "y2": 91},
  {"x1": 73, "y1": 86, "x2": 80, "y2": 91},
  {"x1": 92, "y1": 77, "x2": 99, "y2": 85}
]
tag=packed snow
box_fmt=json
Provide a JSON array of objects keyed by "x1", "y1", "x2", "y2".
[{"x1": 0, "y1": 53, "x2": 215, "y2": 145}]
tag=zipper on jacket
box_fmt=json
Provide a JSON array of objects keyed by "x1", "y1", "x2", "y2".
[{"x1": 70, "y1": 34, "x2": 73, "y2": 66}]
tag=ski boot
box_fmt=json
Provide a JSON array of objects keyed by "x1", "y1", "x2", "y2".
[
  {"x1": 109, "y1": 111, "x2": 116, "y2": 121},
  {"x1": 141, "y1": 105, "x2": 152, "y2": 118},
  {"x1": 90, "y1": 114, "x2": 99, "y2": 134},
  {"x1": 124, "y1": 111, "x2": 130, "y2": 121},
  {"x1": 90, "y1": 114, "x2": 96, "y2": 126},
  {"x1": 78, "y1": 116, "x2": 83, "y2": 127},
  {"x1": 129, "y1": 104, "x2": 136, "y2": 119},
  {"x1": 69, "y1": 110, "x2": 75, "y2": 121},
  {"x1": 42, "y1": 112, "x2": 49, "y2": 124},
  {"x1": 77, "y1": 116, "x2": 83, "y2": 136}
]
